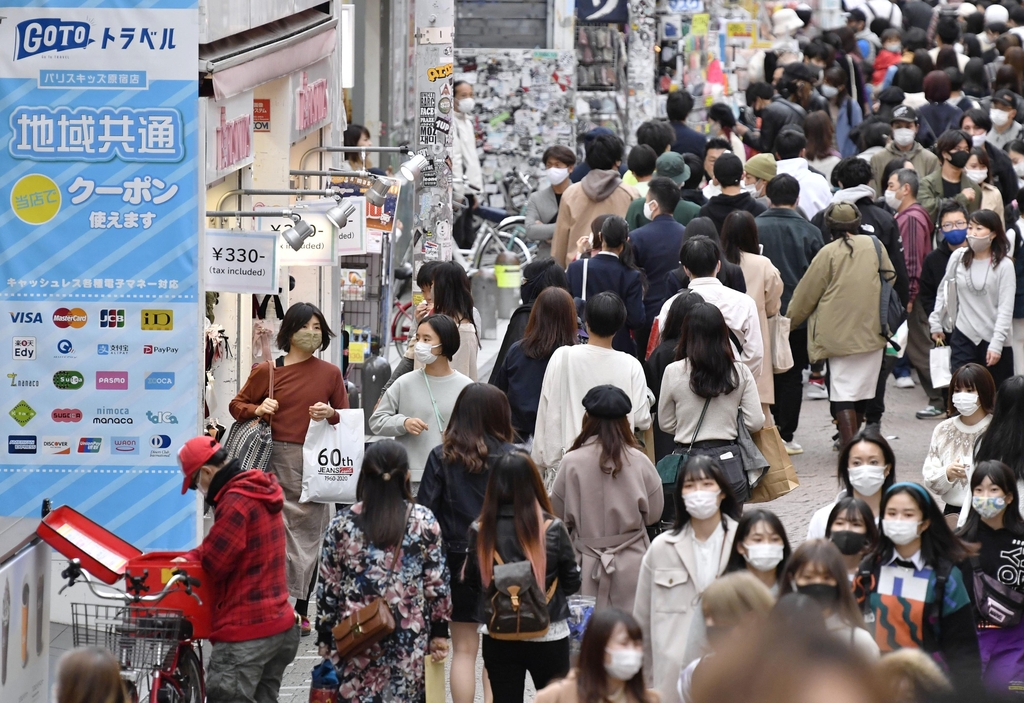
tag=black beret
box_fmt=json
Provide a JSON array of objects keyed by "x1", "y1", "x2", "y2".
[{"x1": 582, "y1": 385, "x2": 632, "y2": 419}]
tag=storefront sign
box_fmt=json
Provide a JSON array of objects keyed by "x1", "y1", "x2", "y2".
[
  {"x1": 204, "y1": 230, "x2": 278, "y2": 294},
  {"x1": 206, "y1": 90, "x2": 255, "y2": 183},
  {"x1": 0, "y1": 1, "x2": 201, "y2": 551},
  {"x1": 331, "y1": 175, "x2": 402, "y2": 254},
  {"x1": 258, "y1": 200, "x2": 337, "y2": 266},
  {"x1": 290, "y1": 58, "x2": 334, "y2": 144},
  {"x1": 253, "y1": 98, "x2": 271, "y2": 132}
]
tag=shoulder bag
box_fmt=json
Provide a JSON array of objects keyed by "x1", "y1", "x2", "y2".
[
  {"x1": 332, "y1": 505, "x2": 413, "y2": 659},
  {"x1": 968, "y1": 556, "x2": 1024, "y2": 628},
  {"x1": 869, "y1": 235, "x2": 907, "y2": 347},
  {"x1": 224, "y1": 360, "x2": 275, "y2": 471}
]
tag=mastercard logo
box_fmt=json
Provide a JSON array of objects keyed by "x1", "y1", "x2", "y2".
[{"x1": 53, "y1": 308, "x2": 87, "y2": 329}]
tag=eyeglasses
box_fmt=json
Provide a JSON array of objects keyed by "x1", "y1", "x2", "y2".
[{"x1": 941, "y1": 221, "x2": 968, "y2": 231}]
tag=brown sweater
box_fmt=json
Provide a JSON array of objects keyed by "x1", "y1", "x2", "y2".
[{"x1": 229, "y1": 357, "x2": 349, "y2": 444}]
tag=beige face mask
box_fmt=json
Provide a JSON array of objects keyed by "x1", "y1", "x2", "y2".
[{"x1": 292, "y1": 329, "x2": 322, "y2": 353}]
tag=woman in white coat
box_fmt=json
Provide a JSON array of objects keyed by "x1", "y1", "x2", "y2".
[{"x1": 633, "y1": 455, "x2": 740, "y2": 703}]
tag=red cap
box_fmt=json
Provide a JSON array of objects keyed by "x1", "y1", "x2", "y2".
[{"x1": 178, "y1": 436, "x2": 222, "y2": 494}]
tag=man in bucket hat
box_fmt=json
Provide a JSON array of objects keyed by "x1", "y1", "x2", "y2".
[{"x1": 177, "y1": 436, "x2": 299, "y2": 702}]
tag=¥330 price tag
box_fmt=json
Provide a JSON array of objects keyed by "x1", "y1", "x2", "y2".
[{"x1": 204, "y1": 229, "x2": 278, "y2": 294}]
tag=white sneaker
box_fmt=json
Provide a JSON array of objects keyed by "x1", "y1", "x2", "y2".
[
  {"x1": 894, "y1": 376, "x2": 916, "y2": 389},
  {"x1": 783, "y1": 440, "x2": 803, "y2": 455},
  {"x1": 806, "y1": 380, "x2": 829, "y2": 400}
]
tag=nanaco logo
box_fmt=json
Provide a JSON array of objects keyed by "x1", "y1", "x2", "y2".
[
  {"x1": 93, "y1": 407, "x2": 132, "y2": 425},
  {"x1": 51, "y1": 408, "x2": 83, "y2": 423},
  {"x1": 53, "y1": 307, "x2": 87, "y2": 329},
  {"x1": 15, "y1": 19, "x2": 94, "y2": 60},
  {"x1": 7, "y1": 373, "x2": 39, "y2": 388},
  {"x1": 52, "y1": 370, "x2": 85, "y2": 390}
]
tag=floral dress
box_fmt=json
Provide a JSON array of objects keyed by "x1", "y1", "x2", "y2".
[{"x1": 317, "y1": 502, "x2": 451, "y2": 703}]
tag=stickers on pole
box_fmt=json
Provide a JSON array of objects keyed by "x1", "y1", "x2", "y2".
[{"x1": 204, "y1": 230, "x2": 278, "y2": 294}]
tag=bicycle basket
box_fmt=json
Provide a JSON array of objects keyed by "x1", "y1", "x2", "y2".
[{"x1": 72, "y1": 604, "x2": 187, "y2": 671}]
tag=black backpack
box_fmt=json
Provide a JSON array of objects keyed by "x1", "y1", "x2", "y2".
[{"x1": 870, "y1": 235, "x2": 907, "y2": 349}]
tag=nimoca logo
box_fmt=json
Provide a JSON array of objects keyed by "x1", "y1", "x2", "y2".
[{"x1": 53, "y1": 307, "x2": 87, "y2": 329}]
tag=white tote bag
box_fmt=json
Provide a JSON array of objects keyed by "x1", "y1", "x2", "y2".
[
  {"x1": 300, "y1": 410, "x2": 365, "y2": 504},
  {"x1": 768, "y1": 314, "x2": 794, "y2": 373},
  {"x1": 930, "y1": 344, "x2": 952, "y2": 389}
]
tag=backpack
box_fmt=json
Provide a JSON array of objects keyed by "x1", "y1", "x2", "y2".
[
  {"x1": 483, "y1": 520, "x2": 558, "y2": 640},
  {"x1": 870, "y1": 235, "x2": 907, "y2": 349}
]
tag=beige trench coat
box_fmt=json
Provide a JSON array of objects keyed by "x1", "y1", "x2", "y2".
[
  {"x1": 633, "y1": 516, "x2": 737, "y2": 703},
  {"x1": 550, "y1": 439, "x2": 664, "y2": 613},
  {"x1": 738, "y1": 252, "x2": 783, "y2": 405}
]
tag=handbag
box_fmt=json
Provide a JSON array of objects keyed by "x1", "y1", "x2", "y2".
[
  {"x1": 767, "y1": 314, "x2": 794, "y2": 373},
  {"x1": 748, "y1": 426, "x2": 800, "y2": 503},
  {"x1": 968, "y1": 557, "x2": 1024, "y2": 627},
  {"x1": 332, "y1": 505, "x2": 413, "y2": 659},
  {"x1": 930, "y1": 343, "x2": 952, "y2": 389},
  {"x1": 224, "y1": 361, "x2": 275, "y2": 471},
  {"x1": 655, "y1": 397, "x2": 711, "y2": 486}
]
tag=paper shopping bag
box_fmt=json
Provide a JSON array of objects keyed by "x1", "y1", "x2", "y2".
[
  {"x1": 930, "y1": 345, "x2": 952, "y2": 389},
  {"x1": 425, "y1": 653, "x2": 447, "y2": 703},
  {"x1": 300, "y1": 410, "x2": 365, "y2": 503},
  {"x1": 748, "y1": 426, "x2": 800, "y2": 503}
]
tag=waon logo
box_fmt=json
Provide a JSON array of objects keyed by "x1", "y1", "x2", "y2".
[{"x1": 53, "y1": 307, "x2": 87, "y2": 329}]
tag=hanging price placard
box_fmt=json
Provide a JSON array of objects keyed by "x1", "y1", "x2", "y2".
[{"x1": 205, "y1": 230, "x2": 278, "y2": 294}]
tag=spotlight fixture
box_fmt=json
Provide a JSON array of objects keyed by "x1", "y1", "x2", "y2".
[
  {"x1": 400, "y1": 153, "x2": 429, "y2": 183},
  {"x1": 326, "y1": 200, "x2": 357, "y2": 229},
  {"x1": 366, "y1": 178, "x2": 390, "y2": 207},
  {"x1": 281, "y1": 216, "x2": 315, "y2": 251}
]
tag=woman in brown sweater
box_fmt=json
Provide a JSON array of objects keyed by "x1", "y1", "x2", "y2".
[{"x1": 229, "y1": 302, "x2": 348, "y2": 634}]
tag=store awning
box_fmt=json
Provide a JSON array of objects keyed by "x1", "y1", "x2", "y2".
[{"x1": 201, "y1": 8, "x2": 338, "y2": 100}]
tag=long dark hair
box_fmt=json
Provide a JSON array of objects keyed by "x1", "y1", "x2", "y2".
[
  {"x1": 675, "y1": 302, "x2": 739, "y2": 397},
  {"x1": 568, "y1": 413, "x2": 640, "y2": 478},
  {"x1": 476, "y1": 453, "x2": 552, "y2": 588},
  {"x1": 432, "y1": 261, "x2": 478, "y2": 336},
  {"x1": 672, "y1": 455, "x2": 740, "y2": 534},
  {"x1": 576, "y1": 609, "x2": 653, "y2": 703},
  {"x1": 661, "y1": 289, "x2": 703, "y2": 343},
  {"x1": 974, "y1": 375, "x2": 1024, "y2": 481},
  {"x1": 958, "y1": 460, "x2": 1024, "y2": 541},
  {"x1": 442, "y1": 384, "x2": 514, "y2": 474},
  {"x1": 837, "y1": 429, "x2": 896, "y2": 497},
  {"x1": 356, "y1": 440, "x2": 413, "y2": 549},
  {"x1": 721, "y1": 211, "x2": 760, "y2": 265},
  {"x1": 725, "y1": 509, "x2": 792, "y2": 581},
  {"x1": 871, "y1": 483, "x2": 970, "y2": 567},
  {"x1": 804, "y1": 110, "x2": 837, "y2": 162},
  {"x1": 519, "y1": 287, "x2": 577, "y2": 360},
  {"x1": 779, "y1": 540, "x2": 865, "y2": 629},
  {"x1": 963, "y1": 209, "x2": 1009, "y2": 267}
]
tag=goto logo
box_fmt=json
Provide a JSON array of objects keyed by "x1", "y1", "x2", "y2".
[
  {"x1": 11, "y1": 174, "x2": 60, "y2": 224},
  {"x1": 53, "y1": 308, "x2": 87, "y2": 329}
]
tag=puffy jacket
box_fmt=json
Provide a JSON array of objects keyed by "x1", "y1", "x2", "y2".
[
  {"x1": 465, "y1": 507, "x2": 582, "y2": 624},
  {"x1": 741, "y1": 96, "x2": 806, "y2": 156}
]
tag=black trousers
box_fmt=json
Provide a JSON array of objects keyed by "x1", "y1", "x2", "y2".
[
  {"x1": 454, "y1": 194, "x2": 477, "y2": 249},
  {"x1": 482, "y1": 635, "x2": 570, "y2": 703},
  {"x1": 772, "y1": 326, "x2": 809, "y2": 443},
  {"x1": 865, "y1": 354, "x2": 898, "y2": 426},
  {"x1": 950, "y1": 328, "x2": 1015, "y2": 390}
]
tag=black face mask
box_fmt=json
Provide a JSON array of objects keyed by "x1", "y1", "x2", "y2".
[
  {"x1": 830, "y1": 530, "x2": 868, "y2": 556},
  {"x1": 796, "y1": 583, "x2": 839, "y2": 608},
  {"x1": 947, "y1": 151, "x2": 970, "y2": 169},
  {"x1": 753, "y1": 107, "x2": 764, "y2": 118}
]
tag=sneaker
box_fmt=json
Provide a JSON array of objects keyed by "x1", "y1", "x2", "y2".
[
  {"x1": 806, "y1": 378, "x2": 829, "y2": 400},
  {"x1": 301, "y1": 617, "x2": 312, "y2": 636},
  {"x1": 894, "y1": 376, "x2": 916, "y2": 389},
  {"x1": 782, "y1": 440, "x2": 803, "y2": 455},
  {"x1": 916, "y1": 405, "x2": 947, "y2": 420}
]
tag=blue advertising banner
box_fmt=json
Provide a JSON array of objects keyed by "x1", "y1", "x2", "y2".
[{"x1": 0, "y1": 1, "x2": 200, "y2": 550}]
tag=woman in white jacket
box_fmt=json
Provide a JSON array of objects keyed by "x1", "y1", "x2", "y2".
[
  {"x1": 633, "y1": 456, "x2": 740, "y2": 703},
  {"x1": 921, "y1": 363, "x2": 995, "y2": 517}
]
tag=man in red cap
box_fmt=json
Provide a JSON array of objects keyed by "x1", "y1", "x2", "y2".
[{"x1": 177, "y1": 436, "x2": 299, "y2": 702}]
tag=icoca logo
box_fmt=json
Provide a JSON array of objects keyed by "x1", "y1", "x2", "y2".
[{"x1": 15, "y1": 19, "x2": 93, "y2": 60}]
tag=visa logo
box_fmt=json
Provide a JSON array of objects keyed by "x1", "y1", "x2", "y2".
[
  {"x1": 16, "y1": 19, "x2": 93, "y2": 60},
  {"x1": 10, "y1": 312, "x2": 42, "y2": 324}
]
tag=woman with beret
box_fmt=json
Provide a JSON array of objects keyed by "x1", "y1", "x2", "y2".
[{"x1": 550, "y1": 386, "x2": 664, "y2": 612}]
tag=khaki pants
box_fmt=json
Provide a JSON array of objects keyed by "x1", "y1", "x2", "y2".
[
  {"x1": 206, "y1": 625, "x2": 300, "y2": 703},
  {"x1": 905, "y1": 302, "x2": 945, "y2": 408}
]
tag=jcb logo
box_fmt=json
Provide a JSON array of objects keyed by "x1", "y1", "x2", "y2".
[
  {"x1": 141, "y1": 310, "x2": 173, "y2": 330},
  {"x1": 427, "y1": 63, "x2": 452, "y2": 82}
]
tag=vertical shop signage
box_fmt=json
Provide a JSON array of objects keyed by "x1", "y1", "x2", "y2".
[
  {"x1": 289, "y1": 58, "x2": 334, "y2": 145},
  {"x1": 253, "y1": 98, "x2": 271, "y2": 132},
  {"x1": 206, "y1": 90, "x2": 255, "y2": 183},
  {"x1": 0, "y1": 1, "x2": 201, "y2": 551}
]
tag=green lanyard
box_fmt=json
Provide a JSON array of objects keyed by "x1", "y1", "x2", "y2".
[{"x1": 421, "y1": 369, "x2": 445, "y2": 431}]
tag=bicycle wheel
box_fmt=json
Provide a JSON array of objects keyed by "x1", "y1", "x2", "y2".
[
  {"x1": 472, "y1": 229, "x2": 506, "y2": 269},
  {"x1": 496, "y1": 231, "x2": 532, "y2": 267},
  {"x1": 174, "y1": 646, "x2": 203, "y2": 703},
  {"x1": 390, "y1": 302, "x2": 415, "y2": 357}
]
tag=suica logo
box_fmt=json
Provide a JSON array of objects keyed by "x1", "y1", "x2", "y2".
[
  {"x1": 52, "y1": 370, "x2": 84, "y2": 390},
  {"x1": 145, "y1": 372, "x2": 174, "y2": 390},
  {"x1": 12, "y1": 337, "x2": 35, "y2": 360},
  {"x1": 9, "y1": 312, "x2": 42, "y2": 324},
  {"x1": 15, "y1": 19, "x2": 93, "y2": 60}
]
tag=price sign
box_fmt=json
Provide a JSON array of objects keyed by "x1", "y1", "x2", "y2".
[
  {"x1": 257, "y1": 200, "x2": 337, "y2": 267},
  {"x1": 204, "y1": 230, "x2": 278, "y2": 294}
]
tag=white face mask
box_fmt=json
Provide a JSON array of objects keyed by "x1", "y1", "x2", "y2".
[
  {"x1": 991, "y1": 108, "x2": 1011, "y2": 127},
  {"x1": 820, "y1": 84, "x2": 839, "y2": 99},
  {"x1": 848, "y1": 465, "x2": 887, "y2": 496},
  {"x1": 457, "y1": 97, "x2": 476, "y2": 114},
  {"x1": 546, "y1": 167, "x2": 569, "y2": 186},
  {"x1": 683, "y1": 489, "x2": 721, "y2": 520},
  {"x1": 414, "y1": 341, "x2": 441, "y2": 365},
  {"x1": 884, "y1": 42, "x2": 902, "y2": 53},
  {"x1": 605, "y1": 647, "x2": 644, "y2": 681},
  {"x1": 952, "y1": 391, "x2": 980, "y2": 416},
  {"x1": 892, "y1": 128, "x2": 916, "y2": 148},
  {"x1": 966, "y1": 168, "x2": 988, "y2": 184},
  {"x1": 972, "y1": 134, "x2": 987, "y2": 148},
  {"x1": 743, "y1": 182, "x2": 760, "y2": 197},
  {"x1": 884, "y1": 189, "x2": 902, "y2": 210},
  {"x1": 743, "y1": 542, "x2": 785, "y2": 572},
  {"x1": 1014, "y1": 161, "x2": 1024, "y2": 177},
  {"x1": 883, "y1": 519, "x2": 922, "y2": 546},
  {"x1": 643, "y1": 200, "x2": 658, "y2": 220}
]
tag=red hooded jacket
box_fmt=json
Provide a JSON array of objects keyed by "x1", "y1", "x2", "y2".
[{"x1": 183, "y1": 470, "x2": 294, "y2": 642}]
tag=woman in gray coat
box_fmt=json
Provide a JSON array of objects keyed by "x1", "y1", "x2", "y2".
[{"x1": 550, "y1": 385, "x2": 664, "y2": 612}]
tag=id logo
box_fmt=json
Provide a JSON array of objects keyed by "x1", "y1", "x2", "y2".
[
  {"x1": 111, "y1": 436, "x2": 139, "y2": 455},
  {"x1": 99, "y1": 309, "x2": 125, "y2": 328},
  {"x1": 53, "y1": 307, "x2": 87, "y2": 329},
  {"x1": 77, "y1": 437, "x2": 102, "y2": 454},
  {"x1": 141, "y1": 310, "x2": 173, "y2": 330},
  {"x1": 145, "y1": 372, "x2": 174, "y2": 390},
  {"x1": 149, "y1": 434, "x2": 172, "y2": 458},
  {"x1": 42, "y1": 437, "x2": 71, "y2": 455},
  {"x1": 12, "y1": 337, "x2": 35, "y2": 360},
  {"x1": 96, "y1": 372, "x2": 128, "y2": 390},
  {"x1": 8, "y1": 435, "x2": 37, "y2": 455}
]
